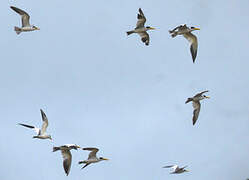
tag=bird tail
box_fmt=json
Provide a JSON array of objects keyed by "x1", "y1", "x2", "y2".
[
  {"x1": 126, "y1": 31, "x2": 134, "y2": 35},
  {"x1": 53, "y1": 146, "x2": 60, "y2": 152},
  {"x1": 185, "y1": 98, "x2": 193, "y2": 104},
  {"x1": 14, "y1": 27, "x2": 21, "y2": 35}
]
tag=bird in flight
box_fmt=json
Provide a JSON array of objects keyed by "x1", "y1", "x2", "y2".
[
  {"x1": 127, "y1": 8, "x2": 155, "y2": 46},
  {"x1": 79, "y1": 147, "x2": 109, "y2": 169},
  {"x1": 10, "y1": 6, "x2": 40, "y2": 35},
  {"x1": 185, "y1": 90, "x2": 210, "y2": 125},
  {"x1": 169, "y1": 24, "x2": 200, "y2": 63},
  {"x1": 18, "y1": 109, "x2": 52, "y2": 140},
  {"x1": 163, "y1": 165, "x2": 189, "y2": 174}
]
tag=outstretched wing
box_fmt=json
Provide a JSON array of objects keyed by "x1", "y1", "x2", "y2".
[
  {"x1": 183, "y1": 32, "x2": 198, "y2": 63},
  {"x1": 18, "y1": 123, "x2": 40, "y2": 135},
  {"x1": 136, "y1": 8, "x2": 146, "y2": 28},
  {"x1": 10, "y1": 6, "x2": 30, "y2": 27},
  {"x1": 61, "y1": 150, "x2": 72, "y2": 176},
  {"x1": 83, "y1": 147, "x2": 99, "y2": 159},
  {"x1": 40, "y1": 109, "x2": 48, "y2": 135},
  {"x1": 138, "y1": 32, "x2": 150, "y2": 46},
  {"x1": 163, "y1": 165, "x2": 179, "y2": 171},
  {"x1": 192, "y1": 101, "x2": 201, "y2": 125},
  {"x1": 194, "y1": 90, "x2": 209, "y2": 98}
]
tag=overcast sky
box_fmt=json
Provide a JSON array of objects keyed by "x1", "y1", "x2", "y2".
[{"x1": 1, "y1": 0, "x2": 249, "y2": 180}]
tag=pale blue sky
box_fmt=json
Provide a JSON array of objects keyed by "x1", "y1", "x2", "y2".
[{"x1": 1, "y1": 0, "x2": 249, "y2": 180}]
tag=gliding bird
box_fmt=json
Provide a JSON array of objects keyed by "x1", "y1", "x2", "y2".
[
  {"x1": 185, "y1": 90, "x2": 210, "y2": 125},
  {"x1": 163, "y1": 165, "x2": 189, "y2": 174},
  {"x1": 127, "y1": 8, "x2": 155, "y2": 46},
  {"x1": 79, "y1": 147, "x2": 109, "y2": 169},
  {"x1": 18, "y1": 109, "x2": 52, "y2": 140},
  {"x1": 169, "y1": 24, "x2": 200, "y2": 63},
  {"x1": 10, "y1": 6, "x2": 40, "y2": 35}
]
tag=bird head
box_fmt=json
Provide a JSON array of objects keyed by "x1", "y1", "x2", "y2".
[
  {"x1": 32, "y1": 25, "x2": 40, "y2": 30},
  {"x1": 146, "y1": 26, "x2": 156, "y2": 30},
  {"x1": 99, "y1": 157, "x2": 109, "y2": 161},
  {"x1": 203, "y1": 95, "x2": 210, "y2": 99},
  {"x1": 190, "y1": 26, "x2": 200, "y2": 31}
]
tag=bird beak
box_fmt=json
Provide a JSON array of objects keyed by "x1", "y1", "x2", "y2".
[
  {"x1": 205, "y1": 96, "x2": 210, "y2": 99},
  {"x1": 36, "y1": 27, "x2": 40, "y2": 30},
  {"x1": 102, "y1": 158, "x2": 109, "y2": 160},
  {"x1": 185, "y1": 170, "x2": 190, "y2": 172},
  {"x1": 149, "y1": 27, "x2": 156, "y2": 30},
  {"x1": 194, "y1": 28, "x2": 200, "y2": 30}
]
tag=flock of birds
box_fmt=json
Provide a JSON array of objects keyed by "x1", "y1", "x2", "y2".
[{"x1": 11, "y1": 4, "x2": 213, "y2": 177}]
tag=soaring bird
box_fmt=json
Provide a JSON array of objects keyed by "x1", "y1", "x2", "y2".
[
  {"x1": 79, "y1": 147, "x2": 109, "y2": 169},
  {"x1": 163, "y1": 165, "x2": 189, "y2": 174},
  {"x1": 53, "y1": 144, "x2": 81, "y2": 176},
  {"x1": 10, "y1": 6, "x2": 40, "y2": 35},
  {"x1": 18, "y1": 109, "x2": 52, "y2": 140},
  {"x1": 169, "y1": 24, "x2": 200, "y2": 63},
  {"x1": 127, "y1": 8, "x2": 155, "y2": 46},
  {"x1": 185, "y1": 90, "x2": 210, "y2": 125}
]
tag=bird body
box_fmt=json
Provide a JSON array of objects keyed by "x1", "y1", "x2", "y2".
[
  {"x1": 127, "y1": 8, "x2": 155, "y2": 45},
  {"x1": 10, "y1": 6, "x2": 40, "y2": 35},
  {"x1": 18, "y1": 109, "x2": 52, "y2": 140},
  {"x1": 53, "y1": 144, "x2": 81, "y2": 176},
  {"x1": 169, "y1": 24, "x2": 199, "y2": 62},
  {"x1": 185, "y1": 90, "x2": 210, "y2": 125}
]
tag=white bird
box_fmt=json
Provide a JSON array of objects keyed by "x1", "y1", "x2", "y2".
[
  {"x1": 169, "y1": 24, "x2": 200, "y2": 63},
  {"x1": 185, "y1": 90, "x2": 210, "y2": 125},
  {"x1": 79, "y1": 147, "x2": 109, "y2": 169},
  {"x1": 10, "y1": 6, "x2": 40, "y2": 35},
  {"x1": 53, "y1": 144, "x2": 81, "y2": 176},
  {"x1": 127, "y1": 8, "x2": 155, "y2": 46},
  {"x1": 163, "y1": 165, "x2": 189, "y2": 174},
  {"x1": 18, "y1": 109, "x2": 52, "y2": 140}
]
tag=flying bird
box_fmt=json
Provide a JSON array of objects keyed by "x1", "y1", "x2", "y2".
[
  {"x1": 127, "y1": 8, "x2": 155, "y2": 46},
  {"x1": 169, "y1": 24, "x2": 200, "y2": 63},
  {"x1": 163, "y1": 165, "x2": 189, "y2": 174},
  {"x1": 10, "y1": 6, "x2": 40, "y2": 35},
  {"x1": 53, "y1": 144, "x2": 81, "y2": 176},
  {"x1": 185, "y1": 90, "x2": 210, "y2": 125},
  {"x1": 79, "y1": 147, "x2": 109, "y2": 169},
  {"x1": 18, "y1": 109, "x2": 52, "y2": 140}
]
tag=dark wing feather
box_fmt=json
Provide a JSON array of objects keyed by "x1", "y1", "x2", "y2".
[
  {"x1": 10, "y1": 6, "x2": 30, "y2": 27},
  {"x1": 136, "y1": 8, "x2": 146, "y2": 28},
  {"x1": 18, "y1": 123, "x2": 35, "y2": 129}
]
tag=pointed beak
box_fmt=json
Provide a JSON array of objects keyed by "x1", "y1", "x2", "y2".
[
  {"x1": 205, "y1": 96, "x2": 210, "y2": 99},
  {"x1": 102, "y1": 158, "x2": 109, "y2": 160},
  {"x1": 149, "y1": 27, "x2": 156, "y2": 30},
  {"x1": 36, "y1": 27, "x2": 40, "y2": 30},
  {"x1": 185, "y1": 170, "x2": 190, "y2": 172},
  {"x1": 194, "y1": 28, "x2": 200, "y2": 30}
]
